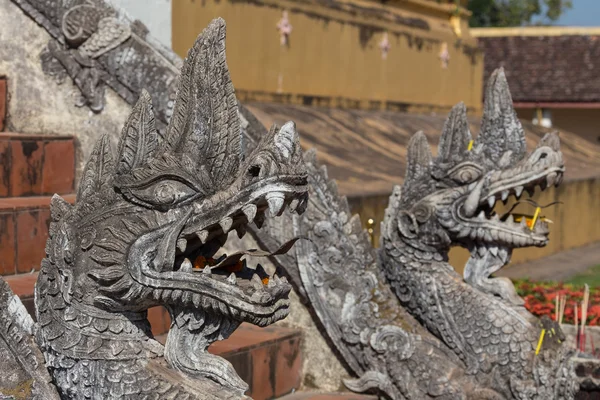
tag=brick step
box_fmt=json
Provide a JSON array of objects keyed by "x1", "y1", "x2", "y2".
[
  {"x1": 0, "y1": 194, "x2": 75, "y2": 275},
  {"x1": 278, "y1": 393, "x2": 376, "y2": 400},
  {"x1": 0, "y1": 132, "x2": 75, "y2": 197},
  {"x1": 5, "y1": 273, "x2": 303, "y2": 400}
]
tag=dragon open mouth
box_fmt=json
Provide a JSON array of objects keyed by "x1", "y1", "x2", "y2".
[
  {"x1": 122, "y1": 183, "x2": 308, "y2": 393},
  {"x1": 441, "y1": 133, "x2": 566, "y2": 306},
  {"x1": 128, "y1": 183, "x2": 308, "y2": 327},
  {"x1": 454, "y1": 147, "x2": 564, "y2": 249}
]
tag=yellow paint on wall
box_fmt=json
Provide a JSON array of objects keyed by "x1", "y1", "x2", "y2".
[{"x1": 172, "y1": 0, "x2": 484, "y2": 111}]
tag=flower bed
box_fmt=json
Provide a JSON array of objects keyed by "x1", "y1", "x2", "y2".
[{"x1": 513, "y1": 279, "x2": 600, "y2": 326}]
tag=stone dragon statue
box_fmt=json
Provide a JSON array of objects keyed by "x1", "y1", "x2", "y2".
[
  {"x1": 253, "y1": 70, "x2": 583, "y2": 399},
  {"x1": 0, "y1": 19, "x2": 308, "y2": 399},
  {"x1": 5, "y1": 0, "x2": 593, "y2": 398}
]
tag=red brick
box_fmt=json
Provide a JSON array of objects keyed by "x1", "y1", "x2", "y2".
[
  {"x1": 250, "y1": 345, "x2": 275, "y2": 400},
  {"x1": 209, "y1": 323, "x2": 298, "y2": 355},
  {"x1": 0, "y1": 211, "x2": 16, "y2": 275},
  {"x1": 275, "y1": 335, "x2": 302, "y2": 397},
  {"x1": 0, "y1": 140, "x2": 10, "y2": 196},
  {"x1": 41, "y1": 139, "x2": 75, "y2": 195},
  {"x1": 15, "y1": 208, "x2": 50, "y2": 273},
  {"x1": 0, "y1": 79, "x2": 6, "y2": 131},
  {"x1": 4, "y1": 272, "x2": 38, "y2": 298},
  {"x1": 147, "y1": 306, "x2": 165, "y2": 336},
  {"x1": 10, "y1": 140, "x2": 44, "y2": 196}
]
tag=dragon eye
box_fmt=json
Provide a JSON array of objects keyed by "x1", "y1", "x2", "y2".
[
  {"x1": 128, "y1": 179, "x2": 198, "y2": 208},
  {"x1": 448, "y1": 163, "x2": 483, "y2": 184}
]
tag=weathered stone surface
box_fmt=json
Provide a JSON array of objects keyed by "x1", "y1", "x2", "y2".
[
  {"x1": 223, "y1": 233, "x2": 350, "y2": 393},
  {"x1": 0, "y1": 0, "x2": 130, "y2": 181},
  {"x1": 0, "y1": 278, "x2": 59, "y2": 399},
  {"x1": 250, "y1": 71, "x2": 588, "y2": 399}
]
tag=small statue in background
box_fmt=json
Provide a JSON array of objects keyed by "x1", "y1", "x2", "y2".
[
  {"x1": 276, "y1": 11, "x2": 293, "y2": 47},
  {"x1": 379, "y1": 32, "x2": 391, "y2": 60}
]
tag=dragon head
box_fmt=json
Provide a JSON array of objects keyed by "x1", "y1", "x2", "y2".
[
  {"x1": 386, "y1": 68, "x2": 564, "y2": 303},
  {"x1": 45, "y1": 19, "x2": 307, "y2": 391}
]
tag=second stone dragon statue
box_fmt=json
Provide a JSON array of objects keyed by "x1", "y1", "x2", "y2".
[{"x1": 254, "y1": 70, "x2": 583, "y2": 399}]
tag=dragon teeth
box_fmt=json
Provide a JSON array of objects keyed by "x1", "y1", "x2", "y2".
[
  {"x1": 273, "y1": 274, "x2": 281, "y2": 284},
  {"x1": 220, "y1": 217, "x2": 233, "y2": 233},
  {"x1": 546, "y1": 172, "x2": 557, "y2": 187},
  {"x1": 242, "y1": 204, "x2": 257, "y2": 222},
  {"x1": 268, "y1": 278, "x2": 276, "y2": 288},
  {"x1": 177, "y1": 238, "x2": 187, "y2": 253},
  {"x1": 478, "y1": 211, "x2": 486, "y2": 219},
  {"x1": 266, "y1": 193, "x2": 285, "y2": 217},
  {"x1": 181, "y1": 258, "x2": 193, "y2": 273},
  {"x1": 227, "y1": 273, "x2": 237, "y2": 285},
  {"x1": 487, "y1": 197, "x2": 495, "y2": 209},
  {"x1": 501, "y1": 190, "x2": 509, "y2": 202},
  {"x1": 197, "y1": 230, "x2": 209, "y2": 243},
  {"x1": 202, "y1": 266, "x2": 212, "y2": 275},
  {"x1": 251, "y1": 274, "x2": 263, "y2": 289},
  {"x1": 235, "y1": 224, "x2": 247, "y2": 239},
  {"x1": 289, "y1": 198, "x2": 299, "y2": 213},
  {"x1": 520, "y1": 218, "x2": 527, "y2": 228},
  {"x1": 515, "y1": 186, "x2": 524, "y2": 198},
  {"x1": 192, "y1": 294, "x2": 201, "y2": 308},
  {"x1": 297, "y1": 193, "x2": 309, "y2": 214},
  {"x1": 555, "y1": 173, "x2": 563, "y2": 187}
]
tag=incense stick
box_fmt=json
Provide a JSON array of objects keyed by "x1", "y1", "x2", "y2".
[
  {"x1": 581, "y1": 285, "x2": 590, "y2": 352},
  {"x1": 575, "y1": 303, "x2": 579, "y2": 350},
  {"x1": 530, "y1": 207, "x2": 541, "y2": 231},
  {"x1": 559, "y1": 294, "x2": 567, "y2": 326}
]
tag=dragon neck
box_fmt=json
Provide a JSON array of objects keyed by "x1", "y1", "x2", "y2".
[
  {"x1": 380, "y1": 224, "x2": 453, "y2": 272},
  {"x1": 35, "y1": 259, "x2": 164, "y2": 362}
]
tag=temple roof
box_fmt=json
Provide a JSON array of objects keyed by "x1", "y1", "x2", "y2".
[
  {"x1": 472, "y1": 29, "x2": 600, "y2": 104},
  {"x1": 246, "y1": 102, "x2": 600, "y2": 197}
]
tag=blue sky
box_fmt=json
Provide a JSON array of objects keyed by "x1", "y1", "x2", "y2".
[{"x1": 555, "y1": 0, "x2": 600, "y2": 26}]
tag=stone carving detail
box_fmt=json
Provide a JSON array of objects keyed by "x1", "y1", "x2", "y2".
[
  {"x1": 0, "y1": 279, "x2": 60, "y2": 399},
  {"x1": 1, "y1": 18, "x2": 308, "y2": 399},
  {"x1": 13, "y1": 0, "x2": 181, "y2": 119},
  {"x1": 252, "y1": 70, "x2": 583, "y2": 399},
  {"x1": 379, "y1": 69, "x2": 576, "y2": 398},
  {"x1": 8, "y1": 0, "x2": 591, "y2": 397}
]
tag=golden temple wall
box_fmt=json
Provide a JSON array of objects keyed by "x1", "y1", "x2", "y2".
[{"x1": 172, "y1": 0, "x2": 484, "y2": 112}]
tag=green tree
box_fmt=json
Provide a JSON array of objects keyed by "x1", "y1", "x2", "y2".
[{"x1": 467, "y1": 0, "x2": 573, "y2": 27}]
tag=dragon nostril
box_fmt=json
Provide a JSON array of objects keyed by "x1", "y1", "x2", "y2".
[
  {"x1": 539, "y1": 152, "x2": 548, "y2": 160},
  {"x1": 248, "y1": 165, "x2": 260, "y2": 177}
]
